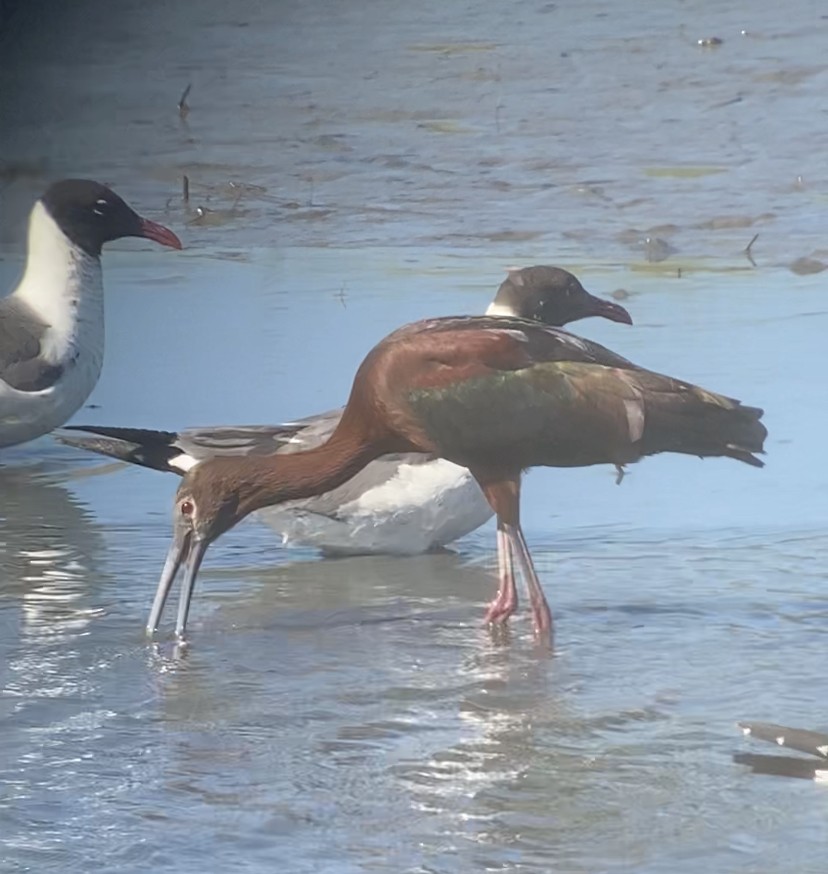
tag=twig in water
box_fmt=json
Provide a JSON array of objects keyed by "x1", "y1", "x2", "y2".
[
  {"x1": 178, "y1": 83, "x2": 192, "y2": 118},
  {"x1": 745, "y1": 233, "x2": 759, "y2": 267},
  {"x1": 228, "y1": 181, "x2": 244, "y2": 209},
  {"x1": 182, "y1": 175, "x2": 190, "y2": 203}
]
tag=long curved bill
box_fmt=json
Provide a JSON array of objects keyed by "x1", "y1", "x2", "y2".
[{"x1": 147, "y1": 521, "x2": 209, "y2": 638}]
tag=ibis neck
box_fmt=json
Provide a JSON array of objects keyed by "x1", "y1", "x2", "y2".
[{"x1": 236, "y1": 419, "x2": 387, "y2": 517}]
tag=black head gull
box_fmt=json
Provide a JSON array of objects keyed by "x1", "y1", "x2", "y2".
[{"x1": 0, "y1": 179, "x2": 181, "y2": 449}]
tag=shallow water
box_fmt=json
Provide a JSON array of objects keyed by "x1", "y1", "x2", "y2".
[{"x1": 2, "y1": 1, "x2": 828, "y2": 872}]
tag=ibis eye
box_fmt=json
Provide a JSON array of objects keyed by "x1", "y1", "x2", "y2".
[{"x1": 180, "y1": 499, "x2": 195, "y2": 517}]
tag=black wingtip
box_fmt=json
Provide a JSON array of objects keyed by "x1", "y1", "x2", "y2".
[
  {"x1": 62, "y1": 424, "x2": 179, "y2": 443},
  {"x1": 56, "y1": 425, "x2": 184, "y2": 474}
]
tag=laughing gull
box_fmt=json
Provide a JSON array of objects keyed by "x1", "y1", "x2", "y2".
[
  {"x1": 59, "y1": 266, "x2": 632, "y2": 556},
  {"x1": 735, "y1": 721, "x2": 828, "y2": 782},
  {"x1": 0, "y1": 179, "x2": 182, "y2": 449}
]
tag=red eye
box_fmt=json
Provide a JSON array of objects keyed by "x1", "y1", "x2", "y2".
[{"x1": 180, "y1": 499, "x2": 194, "y2": 516}]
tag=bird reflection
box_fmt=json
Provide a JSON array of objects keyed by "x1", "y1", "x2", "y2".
[{"x1": 0, "y1": 462, "x2": 106, "y2": 644}]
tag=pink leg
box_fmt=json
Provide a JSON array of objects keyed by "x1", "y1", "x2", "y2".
[
  {"x1": 505, "y1": 522, "x2": 553, "y2": 639},
  {"x1": 483, "y1": 524, "x2": 518, "y2": 624}
]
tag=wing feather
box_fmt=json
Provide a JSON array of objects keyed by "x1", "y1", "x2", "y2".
[{"x1": 0, "y1": 297, "x2": 63, "y2": 392}]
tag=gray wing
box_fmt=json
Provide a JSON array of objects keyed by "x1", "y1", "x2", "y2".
[
  {"x1": 59, "y1": 409, "x2": 436, "y2": 495},
  {"x1": 0, "y1": 296, "x2": 63, "y2": 392},
  {"x1": 57, "y1": 416, "x2": 347, "y2": 471},
  {"x1": 738, "y1": 722, "x2": 828, "y2": 759},
  {"x1": 163, "y1": 407, "x2": 349, "y2": 459}
]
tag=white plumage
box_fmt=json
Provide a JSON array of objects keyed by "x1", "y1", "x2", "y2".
[
  {"x1": 1, "y1": 179, "x2": 181, "y2": 449},
  {"x1": 0, "y1": 205, "x2": 104, "y2": 448}
]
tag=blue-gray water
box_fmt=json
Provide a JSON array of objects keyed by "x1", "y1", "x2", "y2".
[{"x1": 2, "y1": 1, "x2": 828, "y2": 871}]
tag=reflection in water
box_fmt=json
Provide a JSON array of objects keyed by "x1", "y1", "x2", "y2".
[
  {"x1": 0, "y1": 464, "x2": 113, "y2": 860},
  {"x1": 3, "y1": 0, "x2": 828, "y2": 868},
  {"x1": 1, "y1": 458, "x2": 827, "y2": 870},
  {"x1": 0, "y1": 464, "x2": 106, "y2": 639},
  {"x1": 132, "y1": 543, "x2": 823, "y2": 869}
]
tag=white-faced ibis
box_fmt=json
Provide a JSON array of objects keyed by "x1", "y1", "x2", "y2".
[{"x1": 142, "y1": 312, "x2": 765, "y2": 639}]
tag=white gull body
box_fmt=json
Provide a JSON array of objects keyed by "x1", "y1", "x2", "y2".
[
  {"x1": 59, "y1": 266, "x2": 632, "y2": 554},
  {"x1": 261, "y1": 428, "x2": 488, "y2": 556},
  {"x1": 0, "y1": 204, "x2": 104, "y2": 448},
  {"x1": 266, "y1": 460, "x2": 483, "y2": 554}
]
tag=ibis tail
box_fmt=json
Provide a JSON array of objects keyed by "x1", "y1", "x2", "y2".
[{"x1": 633, "y1": 371, "x2": 767, "y2": 468}]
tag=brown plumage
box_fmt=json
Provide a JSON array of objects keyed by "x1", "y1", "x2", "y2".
[
  {"x1": 58, "y1": 264, "x2": 631, "y2": 559},
  {"x1": 148, "y1": 315, "x2": 767, "y2": 640}
]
